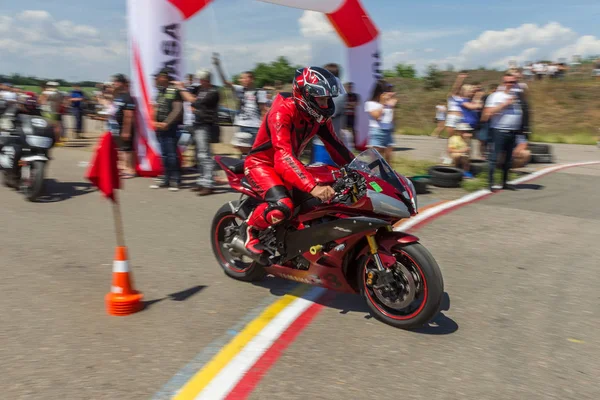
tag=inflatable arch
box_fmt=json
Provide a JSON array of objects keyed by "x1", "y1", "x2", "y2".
[{"x1": 127, "y1": 0, "x2": 381, "y2": 176}]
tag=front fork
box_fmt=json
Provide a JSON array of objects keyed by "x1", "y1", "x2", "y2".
[
  {"x1": 366, "y1": 226, "x2": 393, "y2": 272},
  {"x1": 344, "y1": 167, "x2": 390, "y2": 274}
]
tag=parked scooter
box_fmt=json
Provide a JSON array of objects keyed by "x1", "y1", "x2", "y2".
[{"x1": 0, "y1": 103, "x2": 55, "y2": 201}]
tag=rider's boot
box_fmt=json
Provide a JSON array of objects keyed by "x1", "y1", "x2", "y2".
[
  {"x1": 239, "y1": 222, "x2": 264, "y2": 255},
  {"x1": 240, "y1": 203, "x2": 270, "y2": 256}
]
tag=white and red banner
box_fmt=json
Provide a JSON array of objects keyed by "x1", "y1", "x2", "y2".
[
  {"x1": 127, "y1": 0, "x2": 378, "y2": 175},
  {"x1": 259, "y1": 0, "x2": 382, "y2": 150},
  {"x1": 127, "y1": 0, "x2": 211, "y2": 176}
]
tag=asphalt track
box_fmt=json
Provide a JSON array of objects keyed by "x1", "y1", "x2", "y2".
[{"x1": 0, "y1": 145, "x2": 599, "y2": 400}]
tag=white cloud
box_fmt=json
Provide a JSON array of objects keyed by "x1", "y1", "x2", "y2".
[
  {"x1": 298, "y1": 11, "x2": 335, "y2": 39},
  {"x1": 0, "y1": 16, "x2": 11, "y2": 34},
  {"x1": 0, "y1": 10, "x2": 125, "y2": 80},
  {"x1": 383, "y1": 28, "x2": 470, "y2": 45},
  {"x1": 489, "y1": 47, "x2": 540, "y2": 69},
  {"x1": 186, "y1": 39, "x2": 311, "y2": 82},
  {"x1": 403, "y1": 22, "x2": 600, "y2": 74},
  {"x1": 460, "y1": 22, "x2": 575, "y2": 58},
  {"x1": 2, "y1": 7, "x2": 598, "y2": 84},
  {"x1": 18, "y1": 10, "x2": 51, "y2": 21},
  {"x1": 553, "y1": 35, "x2": 600, "y2": 60}
]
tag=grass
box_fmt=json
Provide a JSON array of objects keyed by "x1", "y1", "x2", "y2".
[
  {"x1": 387, "y1": 70, "x2": 600, "y2": 145},
  {"x1": 394, "y1": 129, "x2": 598, "y2": 145},
  {"x1": 392, "y1": 157, "x2": 435, "y2": 177},
  {"x1": 529, "y1": 132, "x2": 598, "y2": 145}
]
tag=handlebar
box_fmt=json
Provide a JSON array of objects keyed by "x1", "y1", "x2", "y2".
[{"x1": 326, "y1": 168, "x2": 365, "y2": 204}]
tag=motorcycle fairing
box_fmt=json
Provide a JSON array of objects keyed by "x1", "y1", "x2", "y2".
[{"x1": 281, "y1": 216, "x2": 389, "y2": 263}]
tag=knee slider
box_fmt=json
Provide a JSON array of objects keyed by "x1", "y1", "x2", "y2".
[{"x1": 263, "y1": 198, "x2": 293, "y2": 225}]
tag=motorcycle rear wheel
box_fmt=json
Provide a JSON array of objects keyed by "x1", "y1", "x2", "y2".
[
  {"x1": 359, "y1": 242, "x2": 444, "y2": 329},
  {"x1": 211, "y1": 203, "x2": 266, "y2": 282}
]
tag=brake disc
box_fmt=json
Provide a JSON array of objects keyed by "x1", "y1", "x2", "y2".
[{"x1": 373, "y1": 262, "x2": 417, "y2": 310}]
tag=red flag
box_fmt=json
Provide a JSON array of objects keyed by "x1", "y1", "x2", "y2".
[{"x1": 86, "y1": 132, "x2": 120, "y2": 202}]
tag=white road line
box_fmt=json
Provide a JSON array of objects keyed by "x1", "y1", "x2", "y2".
[
  {"x1": 195, "y1": 287, "x2": 326, "y2": 400},
  {"x1": 395, "y1": 161, "x2": 600, "y2": 232}
]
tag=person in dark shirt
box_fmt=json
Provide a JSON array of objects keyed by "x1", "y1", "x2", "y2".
[
  {"x1": 185, "y1": 73, "x2": 199, "y2": 94},
  {"x1": 150, "y1": 67, "x2": 184, "y2": 191},
  {"x1": 175, "y1": 69, "x2": 220, "y2": 195},
  {"x1": 110, "y1": 74, "x2": 137, "y2": 177},
  {"x1": 69, "y1": 84, "x2": 85, "y2": 137}
]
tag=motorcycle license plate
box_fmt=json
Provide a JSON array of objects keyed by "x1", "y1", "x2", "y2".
[{"x1": 21, "y1": 165, "x2": 30, "y2": 180}]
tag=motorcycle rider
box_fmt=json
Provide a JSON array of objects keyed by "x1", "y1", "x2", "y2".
[
  {"x1": 241, "y1": 66, "x2": 355, "y2": 255},
  {"x1": 4, "y1": 94, "x2": 47, "y2": 180}
]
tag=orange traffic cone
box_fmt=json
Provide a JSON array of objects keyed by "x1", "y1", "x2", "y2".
[{"x1": 105, "y1": 246, "x2": 144, "y2": 316}]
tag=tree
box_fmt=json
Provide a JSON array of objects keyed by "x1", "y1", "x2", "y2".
[
  {"x1": 246, "y1": 56, "x2": 301, "y2": 88},
  {"x1": 383, "y1": 70, "x2": 397, "y2": 78},
  {"x1": 424, "y1": 64, "x2": 443, "y2": 90},
  {"x1": 394, "y1": 63, "x2": 416, "y2": 79}
]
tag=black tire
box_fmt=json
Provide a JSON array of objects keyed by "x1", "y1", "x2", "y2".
[
  {"x1": 359, "y1": 243, "x2": 444, "y2": 329},
  {"x1": 428, "y1": 165, "x2": 463, "y2": 188},
  {"x1": 408, "y1": 177, "x2": 429, "y2": 195},
  {"x1": 527, "y1": 143, "x2": 551, "y2": 155},
  {"x1": 530, "y1": 153, "x2": 554, "y2": 164},
  {"x1": 469, "y1": 159, "x2": 488, "y2": 176},
  {"x1": 23, "y1": 161, "x2": 45, "y2": 202},
  {"x1": 211, "y1": 203, "x2": 266, "y2": 282}
]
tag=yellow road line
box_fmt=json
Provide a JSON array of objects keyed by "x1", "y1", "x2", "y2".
[{"x1": 173, "y1": 285, "x2": 310, "y2": 400}]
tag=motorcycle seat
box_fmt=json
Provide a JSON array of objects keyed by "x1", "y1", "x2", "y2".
[{"x1": 219, "y1": 156, "x2": 245, "y2": 175}]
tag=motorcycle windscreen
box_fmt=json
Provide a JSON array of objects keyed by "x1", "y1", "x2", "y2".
[{"x1": 347, "y1": 148, "x2": 415, "y2": 209}]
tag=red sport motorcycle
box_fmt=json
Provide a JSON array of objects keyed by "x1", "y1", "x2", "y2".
[{"x1": 212, "y1": 149, "x2": 444, "y2": 329}]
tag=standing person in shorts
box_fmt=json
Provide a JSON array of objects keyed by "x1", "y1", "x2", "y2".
[
  {"x1": 213, "y1": 53, "x2": 267, "y2": 157},
  {"x1": 109, "y1": 74, "x2": 137, "y2": 178},
  {"x1": 431, "y1": 101, "x2": 447, "y2": 138},
  {"x1": 445, "y1": 72, "x2": 468, "y2": 137},
  {"x1": 365, "y1": 79, "x2": 396, "y2": 164}
]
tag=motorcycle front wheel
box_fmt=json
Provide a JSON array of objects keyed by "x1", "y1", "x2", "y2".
[
  {"x1": 22, "y1": 161, "x2": 46, "y2": 202},
  {"x1": 359, "y1": 242, "x2": 444, "y2": 329},
  {"x1": 211, "y1": 203, "x2": 266, "y2": 282}
]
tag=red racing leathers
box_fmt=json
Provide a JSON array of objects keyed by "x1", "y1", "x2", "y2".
[{"x1": 243, "y1": 93, "x2": 355, "y2": 234}]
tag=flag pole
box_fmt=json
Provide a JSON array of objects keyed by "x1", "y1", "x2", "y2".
[{"x1": 112, "y1": 191, "x2": 126, "y2": 248}]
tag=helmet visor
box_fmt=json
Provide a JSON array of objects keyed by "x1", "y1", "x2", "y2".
[{"x1": 305, "y1": 82, "x2": 337, "y2": 98}]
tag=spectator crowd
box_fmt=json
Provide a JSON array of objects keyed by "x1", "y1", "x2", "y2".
[
  {"x1": 431, "y1": 66, "x2": 532, "y2": 191},
  {"x1": 1, "y1": 53, "x2": 597, "y2": 195}
]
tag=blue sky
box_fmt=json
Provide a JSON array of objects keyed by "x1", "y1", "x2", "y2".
[{"x1": 0, "y1": 0, "x2": 599, "y2": 82}]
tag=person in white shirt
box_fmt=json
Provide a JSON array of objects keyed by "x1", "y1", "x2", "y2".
[
  {"x1": 365, "y1": 80, "x2": 396, "y2": 164},
  {"x1": 533, "y1": 63, "x2": 545, "y2": 80},
  {"x1": 482, "y1": 72, "x2": 523, "y2": 191},
  {"x1": 213, "y1": 53, "x2": 267, "y2": 157},
  {"x1": 547, "y1": 63, "x2": 558, "y2": 79},
  {"x1": 444, "y1": 72, "x2": 469, "y2": 137},
  {"x1": 431, "y1": 102, "x2": 447, "y2": 138}
]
